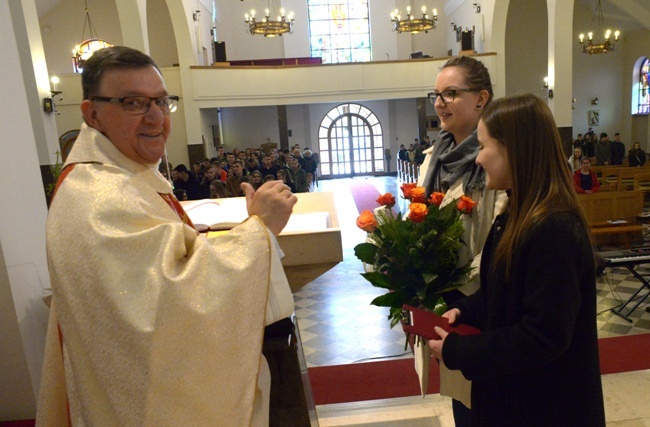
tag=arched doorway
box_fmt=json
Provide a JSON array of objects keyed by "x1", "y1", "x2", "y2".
[{"x1": 318, "y1": 103, "x2": 384, "y2": 177}]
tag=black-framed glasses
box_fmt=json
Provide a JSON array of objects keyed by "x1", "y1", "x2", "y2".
[
  {"x1": 428, "y1": 89, "x2": 477, "y2": 105},
  {"x1": 91, "y1": 95, "x2": 179, "y2": 115}
]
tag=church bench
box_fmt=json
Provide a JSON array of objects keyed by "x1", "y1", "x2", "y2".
[{"x1": 577, "y1": 191, "x2": 645, "y2": 248}]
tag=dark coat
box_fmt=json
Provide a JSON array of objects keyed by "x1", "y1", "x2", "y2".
[
  {"x1": 443, "y1": 212, "x2": 605, "y2": 427},
  {"x1": 610, "y1": 141, "x2": 626, "y2": 165},
  {"x1": 629, "y1": 149, "x2": 647, "y2": 167}
]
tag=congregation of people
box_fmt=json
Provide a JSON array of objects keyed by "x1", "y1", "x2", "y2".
[
  {"x1": 161, "y1": 144, "x2": 320, "y2": 201},
  {"x1": 570, "y1": 128, "x2": 647, "y2": 194},
  {"x1": 397, "y1": 136, "x2": 432, "y2": 166}
]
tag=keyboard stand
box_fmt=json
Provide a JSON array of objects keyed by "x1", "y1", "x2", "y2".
[{"x1": 612, "y1": 265, "x2": 650, "y2": 322}]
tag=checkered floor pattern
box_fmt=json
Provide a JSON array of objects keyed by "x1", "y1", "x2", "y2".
[{"x1": 295, "y1": 177, "x2": 650, "y2": 368}]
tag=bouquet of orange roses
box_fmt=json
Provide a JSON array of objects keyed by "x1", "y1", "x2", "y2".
[{"x1": 354, "y1": 183, "x2": 477, "y2": 327}]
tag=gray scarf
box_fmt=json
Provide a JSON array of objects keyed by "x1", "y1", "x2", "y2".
[{"x1": 424, "y1": 130, "x2": 485, "y2": 196}]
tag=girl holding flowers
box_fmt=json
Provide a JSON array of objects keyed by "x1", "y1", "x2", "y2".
[{"x1": 429, "y1": 94, "x2": 605, "y2": 426}]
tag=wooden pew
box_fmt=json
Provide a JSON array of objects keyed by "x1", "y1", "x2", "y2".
[
  {"x1": 577, "y1": 191, "x2": 644, "y2": 248},
  {"x1": 590, "y1": 165, "x2": 626, "y2": 186},
  {"x1": 616, "y1": 168, "x2": 641, "y2": 191},
  {"x1": 633, "y1": 171, "x2": 650, "y2": 192}
]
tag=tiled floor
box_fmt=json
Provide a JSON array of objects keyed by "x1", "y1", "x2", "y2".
[{"x1": 296, "y1": 176, "x2": 650, "y2": 426}]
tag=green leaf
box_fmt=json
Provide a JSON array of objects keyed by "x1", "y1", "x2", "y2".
[
  {"x1": 361, "y1": 271, "x2": 392, "y2": 289},
  {"x1": 422, "y1": 273, "x2": 438, "y2": 285},
  {"x1": 370, "y1": 291, "x2": 406, "y2": 308},
  {"x1": 433, "y1": 297, "x2": 448, "y2": 315},
  {"x1": 354, "y1": 243, "x2": 378, "y2": 264}
]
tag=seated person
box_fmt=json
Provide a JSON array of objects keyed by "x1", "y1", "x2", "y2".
[
  {"x1": 250, "y1": 170, "x2": 263, "y2": 190},
  {"x1": 277, "y1": 169, "x2": 296, "y2": 193},
  {"x1": 225, "y1": 160, "x2": 247, "y2": 197},
  {"x1": 567, "y1": 147, "x2": 584, "y2": 172},
  {"x1": 629, "y1": 142, "x2": 647, "y2": 167},
  {"x1": 209, "y1": 180, "x2": 229, "y2": 198},
  {"x1": 573, "y1": 158, "x2": 600, "y2": 193}
]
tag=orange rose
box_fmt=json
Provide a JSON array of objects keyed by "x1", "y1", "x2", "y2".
[
  {"x1": 410, "y1": 186, "x2": 426, "y2": 203},
  {"x1": 428, "y1": 192, "x2": 445, "y2": 206},
  {"x1": 400, "y1": 183, "x2": 417, "y2": 199},
  {"x1": 408, "y1": 203, "x2": 428, "y2": 223},
  {"x1": 376, "y1": 193, "x2": 396, "y2": 208},
  {"x1": 356, "y1": 210, "x2": 378, "y2": 232},
  {"x1": 457, "y1": 195, "x2": 478, "y2": 214}
]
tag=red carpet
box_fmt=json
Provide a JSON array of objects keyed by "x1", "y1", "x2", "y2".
[
  {"x1": 350, "y1": 181, "x2": 383, "y2": 214},
  {"x1": 308, "y1": 333, "x2": 650, "y2": 405}
]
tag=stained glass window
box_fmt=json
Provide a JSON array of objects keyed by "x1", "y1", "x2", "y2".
[
  {"x1": 637, "y1": 58, "x2": 650, "y2": 115},
  {"x1": 308, "y1": 0, "x2": 371, "y2": 64}
]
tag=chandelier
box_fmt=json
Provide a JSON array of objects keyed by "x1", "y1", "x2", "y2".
[
  {"x1": 578, "y1": 0, "x2": 620, "y2": 55},
  {"x1": 391, "y1": 2, "x2": 438, "y2": 34},
  {"x1": 244, "y1": 0, "x2": 294, "y2": 37},
  {"x1": 72, "y1": 0, "x2": 112, "y2": 73}
]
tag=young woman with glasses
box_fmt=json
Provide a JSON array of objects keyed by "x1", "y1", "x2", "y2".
[{"x1": 417, "y1": 56, "x2": 506, "y2": 427}]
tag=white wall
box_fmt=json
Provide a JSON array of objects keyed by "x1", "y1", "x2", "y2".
[
  {"x1": 221, "y1": 105, "x2": 283, "y2": 149},
  {"x1": 2, "y1": 0, "x2": 52, "y2": 419},
  {"x1": 572, "y1": 0, "x2": 627, "y2": 140},
  {"x1": 287, "y1": 104, "x2": 312, "y2": 149},
  {"x1": 147, "y1": 0, "x2": 178, "y2": 67},
  {"x1": 213, "y1": 0, "x2": 452, "y2": 62},
  {"x1": 40, "y1": 0, "x2": 123, "y2": 76},
  {"x1": 505, "y1": 0, "x2": 547, "y2": 97}
]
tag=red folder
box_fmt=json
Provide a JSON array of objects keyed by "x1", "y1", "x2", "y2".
[{"x1": 402, "y1": 304, "x2": 481, "y2": 340}]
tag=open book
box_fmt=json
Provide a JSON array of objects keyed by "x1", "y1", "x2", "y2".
[
  {"x1": 183, "y1": 198, "x2": 332, "y2": 234},
  {"x1": 184, "y1": 199, "x2": 248, "y2": 231}
]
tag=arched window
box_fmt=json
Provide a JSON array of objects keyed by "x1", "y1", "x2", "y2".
[
  {"x1": 318, "y1": 103, "x2": 384, "y2": 177},
  {"x1": 307, "y1": 0, "x2": 371, "y2": 64},
  {"x1": 632, "y1": 57, "x2": 650, "y2": 115}
]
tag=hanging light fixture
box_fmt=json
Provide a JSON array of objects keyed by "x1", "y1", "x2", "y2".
[
  {"x1": 244, "y1": 0, "x2": 295, "y2": 37},
  {"x1": 72, "y1": 0, "x2": 112, "y2": 73},
  {"x1": 391, "y1": 2, "x2": 438, "y2": 34},
  {"x1": 578, "y1": 0, "x2": 620, "y2": 55}
]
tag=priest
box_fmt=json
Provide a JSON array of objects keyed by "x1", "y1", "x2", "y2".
[{"x1": 36, "y1": 46, "x2": 297, "y2": 426}]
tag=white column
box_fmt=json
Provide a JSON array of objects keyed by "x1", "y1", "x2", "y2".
[
  {"x1": 547, "y1": 0, "x2": 575, "y2": 126},
  {"x1": 1, "y1": 0, "x2": 52, "y2": 418}
]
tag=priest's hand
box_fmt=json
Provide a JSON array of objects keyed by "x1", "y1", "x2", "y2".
[
  {"x1": 243, "y1": 181, "x2": 297, "y2": 236},
  {"x1": 429, "y1": 326, "x2": 448, "y2": 360}
]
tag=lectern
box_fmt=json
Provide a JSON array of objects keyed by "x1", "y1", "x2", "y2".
[{"x1": 186, "y1": 192, "x2": 343, "y2": 426}]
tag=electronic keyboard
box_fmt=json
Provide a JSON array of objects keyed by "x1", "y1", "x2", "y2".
[{"x1": 598, "y1": 247, "x2": 650, "y2": 266}]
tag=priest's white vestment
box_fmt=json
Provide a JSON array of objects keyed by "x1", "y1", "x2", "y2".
[{"x1": 37, "y1": 124, "x2": 294, "y2": 426}]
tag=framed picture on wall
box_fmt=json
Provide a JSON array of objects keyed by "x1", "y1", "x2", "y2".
[{"x1": 589, "y1": 110, "x2": 600, "y2": 127}]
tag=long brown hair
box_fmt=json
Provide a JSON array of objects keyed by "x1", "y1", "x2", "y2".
[{"x1": 481, "y1": 93, "x2": 587, "y2": 279}]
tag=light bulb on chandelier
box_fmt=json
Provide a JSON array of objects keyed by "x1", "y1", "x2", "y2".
[
  {"x1": 391, "y1": 2, "x2": 438, "y2": 34},
  {"x1": 578, "y1": 0, "x2": 620, "y2": 55},
  {"x1": 244, "y1": 0, "x2": 294, "y2": 37}
]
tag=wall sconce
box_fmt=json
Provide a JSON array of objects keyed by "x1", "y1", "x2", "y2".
[
  {"x1": 473, "y1": 3, "x2": 481, "y2": 13},
  {"x1": 591, "y1": 97, "x2": 599, "y2": 105},
  {"x1": 542, "y1": 77, "x2": 554, "y2": 99},
  {"x1": 572, "y1": 98, "x2": 577, "y2": 110},
  {"x1": 44, "y1": 76, "x2": 63, "y2": 114}
]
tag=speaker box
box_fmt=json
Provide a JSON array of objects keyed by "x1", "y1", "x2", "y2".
[
  {"x1": 213, "y1": 41, "x2": 227, "y2": 63},
  {"x1": 461, "y1": 31, "x2": 473, "y2": 52}
]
